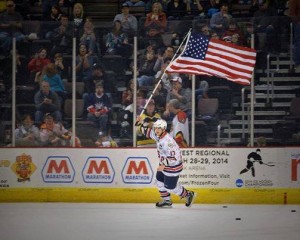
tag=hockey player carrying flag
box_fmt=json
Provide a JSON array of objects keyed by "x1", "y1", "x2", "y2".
[
  {"x1": 135, "y1": 29, "x2": 192, "y2": 122},
  {"x1": 136, "y1": 118, "x2": 197, "y2": 208}
]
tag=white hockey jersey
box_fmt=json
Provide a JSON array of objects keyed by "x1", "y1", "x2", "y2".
[{"x1": 147, "y1": 130, "x2": 183, "y2": 177}]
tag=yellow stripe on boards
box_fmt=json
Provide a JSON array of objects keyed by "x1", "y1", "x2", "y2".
[{"x1": 0, "y1": 188, "x2": 299, "y2": 204}]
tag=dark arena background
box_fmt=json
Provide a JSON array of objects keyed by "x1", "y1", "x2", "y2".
[{"x1": 0, "y1": 1, "x2": 299, "y2": 239}]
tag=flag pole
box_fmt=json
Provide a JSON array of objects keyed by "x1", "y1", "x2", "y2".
[
  {"x1": 250, "y1": 34, "x2": 255, "y2": 146},
  {"x1": 136, "y1": 28, "x2": 192, "y2": 123}
]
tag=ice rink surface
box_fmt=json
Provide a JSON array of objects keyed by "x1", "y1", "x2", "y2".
[{"x1": 0, "y1": 203, "x2": 299, "y2": 240}]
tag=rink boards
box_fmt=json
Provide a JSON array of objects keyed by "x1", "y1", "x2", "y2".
[{"x1": 0, "y1": 147, "x2": 299, "y2": 204}]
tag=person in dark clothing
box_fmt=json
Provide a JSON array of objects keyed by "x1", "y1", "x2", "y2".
[
  {"x1": 0, "y1": 0, "x2": 26, "y2": 55},
  {"x1": 34, "y1": 80, "x2": 62, "y2": 125},
  {"x1": 84, "y1": 82, "x2": 112, "y2": 136},
  {"x1": 166, "y1": 0, "x2": 187, "y2": 20},
  {"x1": 50, "y1": 14, "x2": 73, "y2": 56}
]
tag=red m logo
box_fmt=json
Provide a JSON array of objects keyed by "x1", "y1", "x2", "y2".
[
  {"x1": 127, "y1": 161, "x2": 148, "y2": 174},
  {"x1": 87, "y1": 160, "x2": 109, "y2": 174},
  {"x1": 47, "y1": 160, "x2": 69, "y2": 174}
]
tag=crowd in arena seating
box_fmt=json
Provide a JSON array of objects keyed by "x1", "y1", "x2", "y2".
[{"x1": 0, "y1": 0, "x2": 298, "y2": 147}]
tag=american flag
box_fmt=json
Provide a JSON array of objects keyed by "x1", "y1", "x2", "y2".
[{"x1": 166, "y1": 33, "x2": 256, "y2": 85}]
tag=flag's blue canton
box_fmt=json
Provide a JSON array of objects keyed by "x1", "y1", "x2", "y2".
[{"x1": 182, "y1": 34, "x2": 209, "y2": 60}]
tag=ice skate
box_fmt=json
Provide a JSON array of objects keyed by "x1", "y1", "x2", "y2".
[
  {"x1": 155, "y1": 200, "x2": 172, "y2": 208},
  {"x1": 185, "y1": 191, "x2": 197, "y2": 207}
]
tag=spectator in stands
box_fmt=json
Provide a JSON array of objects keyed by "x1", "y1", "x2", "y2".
[
  {"x1": 222, "y1": 19, "x2": 245, "y2": 46},
  {"x1": 228, "y1": 33, "x2": 240, "y2": 45},
  {"x1": 244, "y1": 22, "x2": 255, "y2": 48},
  {"x1": 105, "y1": 20, "x2": 132, "y2": 58},
  {"x1": 136, "y1": 98, "x2": 161, "y2": 147},
  {"x1": 200, "y1": 24, "x2": 211, "y2": 38},
  {"x1": 137, "y1": 50, "x2": 157, "y2": 86},
  {"x1": 76, "y1": 43, "x2": 94, "y2": 93},
  {"x1": 210, "y1": 3, "x2": 232, "y2": 36},
  {"x1": 163, "y1": 76, "x2": 192, "y2": 120},
  {"x1": 119, "y1": 79, "x2": 135, "y2": 138},
  {"x1": 79, "y1": 17, "x2": 98, "y2": 56},
  {"x1": 28, "y1": 48, "x2": 51, "y2": 88},
  {"x1": 195, "y1": 79, "x2": 209, "y2": 102},
  {"x1": 41, "y1": 0, "x2": 57, "y2": 20},
  {"x1": 144, "y1": 1, "x2": 167, "y2": 47},
  {"x1": 70, "y1": 2, "x2": 86, "y2": 42},
  {"x1": 207, "y1": 0, "x2": 222, "y2": 17},
  {"x1": 252, "y1": 0, "x2": 280, "y2": 53},
  {"x1": 54, "y1": 52, "x2": 69, "y2": 80},
  {"x1": 154, "y1": 57, "x2": 175, "y2": 92},
  {"x1": 145, "y1": 0, "x2": 168, "y2": 12},
  {"x1": 28, "y1": 48, "x2": 51, "y2": 74},
  {"x1": 256, "y1": 136, "x2": 267, "y2": 147},
  {"x1": 148, "y1": 78, "x2": 168, "y2": 116},
  {"x1": 15, "y1": 114, "x2": 40, "y2": 146},
  {"x1": 50, "y1": 14, "x2": 73, "y2": 56},
  {"x1": 90, "y1": 63, "x2": 112, "y2": 94},
  {"x1": 186, "y1": 0, "x2": 206, "y2": 19},
  {"x1": 168, "y1": 98, "x2": 189, "y2": 147},
  {"x1": 39, "y1": 113, "x2": 70, "y2": 146},
  {"x1": 153, "y1": 46, "x2": 175, "y2": 72},
  {"x1": 42, "y1": 62, "x2": 66, "y2": 107},
  {"x1": 211, "y1": 30, "x2": 220, "y2": 39},
  {"x1": 43, "y1": 4, "x2": 63, "y2": 40},
  {"x1": 119, "y1": 83, "x2": 148, "y2": 137},
  {"x1": 122, "y1": 79, "x2": 134, "y2": 108},
  {"x1": 113, "y1": 3, "x2": 138, "y2": 39},
  {"x1": 34, "y1": 80, "x2": 62, "y2": 125},
  {"x1": 166, "y1": 0, "x2": 187, "y2": 20},
  {"x1": 67, "y1": 129, "x2": 82, "y2": 147},
  {"x1": 0, "y1": 0, "x2": 26, "y2": 55},
  {"x1": 136, "y1": 89, "x2": 147, "y2": 115},
  {"x1": 85, "y1": 82, "x2": 112, "y2": 136},
  {"x1": 95, "y1": 132, "x2": 118, "y2": 147},
  {"x1": 137, "y1": 41, "x2": 157, "y2": 61},
  {"x1": 170, "y1": 32, "x2": 182, "y2": 47},
  {"x1": 35, "y1": 70, "x2": 44, "y2": 87},
  {"x1": 45, "y1": 4, "x2": 63, "y2": 22},
  {"x1": 289, "y1": 0, "x2": 300, "y2": 69}
]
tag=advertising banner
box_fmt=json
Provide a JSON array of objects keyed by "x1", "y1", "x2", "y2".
[
  {"x1": 0, "y1": 147, "x2": 299, "y2": 189},
  {"x1": 0, "y1": 147, "x2": 299, "y2": 203}
]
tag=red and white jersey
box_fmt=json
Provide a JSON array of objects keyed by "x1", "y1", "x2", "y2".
[
  {"x1": 170, "y1": 111, "x2": 190, "y2": 147},
  {"x1": 148, "y1": 130, "x2": 183, "y2": 177}
]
